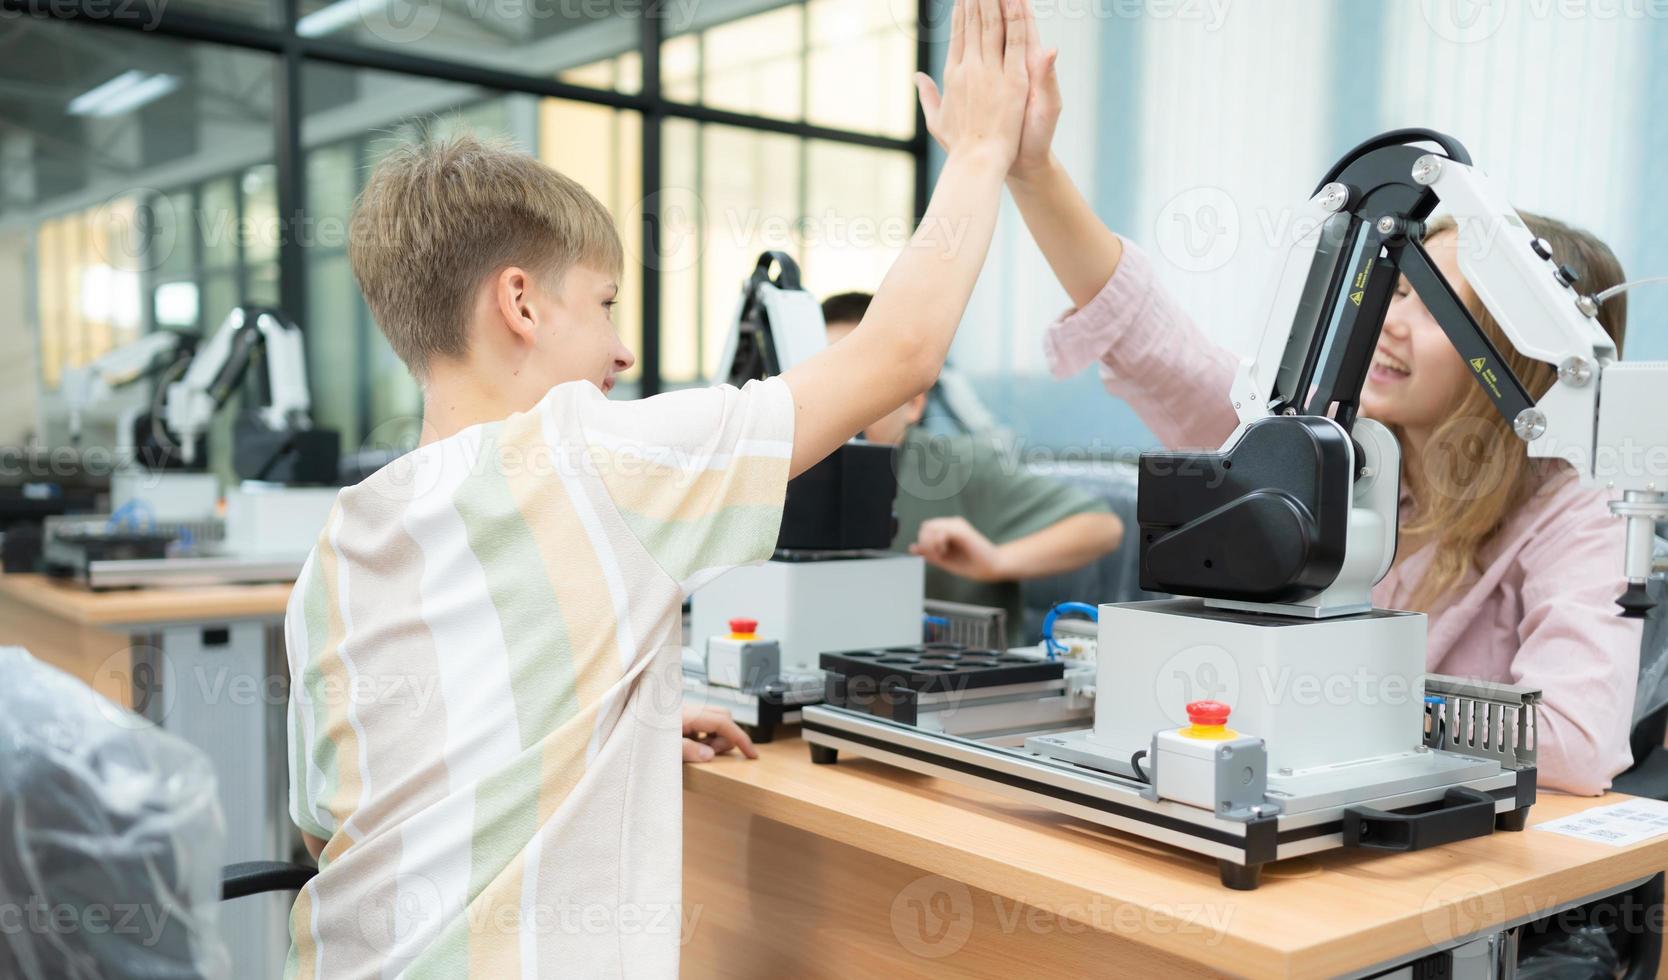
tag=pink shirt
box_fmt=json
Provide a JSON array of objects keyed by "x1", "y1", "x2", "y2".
[{"x1": 1043, "y1": 238, "x2": 1642, "y2": 795}]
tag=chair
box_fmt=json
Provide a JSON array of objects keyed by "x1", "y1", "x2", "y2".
[
  {"x1": 1613, "y1": 533, "x2": 1668, "y2": 799},
  {"x1": 0, "y1": 646, "x2": 314, "y2": 979}
]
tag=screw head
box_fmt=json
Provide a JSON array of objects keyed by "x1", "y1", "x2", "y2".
[
  {"x1": 1412, "y1": 155, "x2": 1443, "y2": 185},
  {"x1": 1575, "y1": 295, "x2": 1600, "y2": 318},
  {"x1": 1557, "y1": 356, "x2": 1592, "y2": 387},
  {"x1": 1513, "y1": 408, "x2": 1547, "y2": 442},
  {"x1": 1376, "y1": 215, "x2": 1398, "y2": 234}
]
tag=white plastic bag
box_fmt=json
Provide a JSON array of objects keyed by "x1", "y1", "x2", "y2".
[{"x1": 0, "y1": 647, "x2": 230, "y2": 979}]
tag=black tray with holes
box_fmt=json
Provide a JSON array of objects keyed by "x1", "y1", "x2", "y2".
[{"x1": 818, "y1": 643, "x2": 1063, "y2": 695}]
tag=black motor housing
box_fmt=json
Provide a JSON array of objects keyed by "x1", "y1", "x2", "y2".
[{"x1": 1137, "y1": 416, "x2": 1352, "y2": 603}]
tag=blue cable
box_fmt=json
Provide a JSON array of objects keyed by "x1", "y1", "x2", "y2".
[
  {"x1": 105, "y1": 499, "x2": 157, "y2": 533},
  {"x1": 1041, "y1": 601, "x2": 1099, "y2": 659}
]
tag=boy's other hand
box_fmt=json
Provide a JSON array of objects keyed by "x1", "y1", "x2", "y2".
[
  {"x1": 909, "y1": 516, "x2": 1007, "y2": 583},
  {"x1": 914, "y1": 0, "x2": 1029, "y2": 170},
  {"x1": 682, "y1": 705, "x2": 759, "y2": 763},
  {"x1": 1009, "y1": 0, "x2": 1060, "y2": 181}
]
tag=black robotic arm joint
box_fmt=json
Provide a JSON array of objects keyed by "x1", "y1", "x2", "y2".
[{"x1": 1136, "y1": 416, "x2": 1354, "y2": 603}]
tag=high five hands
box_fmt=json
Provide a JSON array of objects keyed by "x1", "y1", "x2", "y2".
[
  {"x1": 920, "y1": 0, "x2": 1060, "y2": 180},
  {"x1": 912, "y1": 0, "x2": 1033, "y2": 172}
]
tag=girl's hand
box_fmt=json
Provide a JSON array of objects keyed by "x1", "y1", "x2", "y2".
[
  {"x1": 913, "y1": 0, "x2": 1030, "y2": 171},
  {"x1": 1009, "y1": 0, "x2": 1061, "y2": 181}
]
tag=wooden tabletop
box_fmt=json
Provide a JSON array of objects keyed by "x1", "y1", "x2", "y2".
[
  {"x1": 0, "y1": 573, "x2": 293, "y2": 628},
  {"x1": 684, "y1": 734, "x2": 1667, "y2": 978}
]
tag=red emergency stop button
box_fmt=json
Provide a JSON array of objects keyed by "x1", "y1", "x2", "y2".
[
  {"x1": 1186, "y1": 700, "x2": 1231, "y2": 727},
  {"x1": 728, "y1": 618, "x2": 758, "y2": 638}
]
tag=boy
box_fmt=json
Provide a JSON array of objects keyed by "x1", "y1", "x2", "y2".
[
  {"x1": 283, "y1": 0, "x2": 1031, "y2": 975},
  {"x1": 822, "y1": 292, "x2": 1123, "y2": 645}
]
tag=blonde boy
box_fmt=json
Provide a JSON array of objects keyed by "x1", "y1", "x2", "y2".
[{"x1": 284, "y1": 0, "x2": 1032, "y2": 974}]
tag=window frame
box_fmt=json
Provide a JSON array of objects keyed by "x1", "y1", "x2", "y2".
[{"x1": 16, "y1": 0, "x2": 935, "y2": 405}]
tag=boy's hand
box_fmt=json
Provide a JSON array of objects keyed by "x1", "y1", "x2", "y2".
[
  {"x1": 914, "y1": 0, "x2": 1030, "y2": 170},
  {"x1": 910, "y1": 516, "x2": 1008, "y2": 583},
  {"x1": 682, "y1": 705, "x2": 759, "y2": 763},
  {"x1": 1009, "y1": 0, "x2": 1061, "y2": 181}
]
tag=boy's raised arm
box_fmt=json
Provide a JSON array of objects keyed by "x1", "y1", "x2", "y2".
[{"x1": 780, "y1": 0, "x2": 1028, "y2": 479}]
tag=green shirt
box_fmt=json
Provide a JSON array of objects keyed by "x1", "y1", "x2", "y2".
[{"x1": 890, "y1": 429, "x2": 1110, "y2": 646}]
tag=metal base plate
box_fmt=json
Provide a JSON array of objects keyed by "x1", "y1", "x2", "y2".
[
  {"x1": 1028, "y1": 728, "x2": 1504, "y2": 815},
  {"x1": 682, "y1": 670, "x2": 825, "y2": 731},
  {"x1": 801, "y1": 704, "x2": 1530, "y2": 879},
  {"x1": 81, "y1": 555, "x2": 307, "y2": 590}
]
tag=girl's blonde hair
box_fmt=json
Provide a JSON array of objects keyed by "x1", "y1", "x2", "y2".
[{"x1": 1396, "y1": 212, "x2": 1627, "y2": 610}]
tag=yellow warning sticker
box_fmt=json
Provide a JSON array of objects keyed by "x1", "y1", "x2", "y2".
[
  {"x1": 1470, "y1": 357, "x2": 1487, "y2": 372},
  {"x1": 1350, "y1": 290, "x2": 1364, "y2": 306}
]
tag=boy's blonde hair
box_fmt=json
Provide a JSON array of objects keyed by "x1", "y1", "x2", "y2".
[{"x1": 348, "y1": 133, "x2": 623, "y2": 376}]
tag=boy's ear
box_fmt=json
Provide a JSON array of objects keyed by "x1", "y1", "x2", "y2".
[{"x1": 494, "y1": 266, "x2": 540, "y2": 345}]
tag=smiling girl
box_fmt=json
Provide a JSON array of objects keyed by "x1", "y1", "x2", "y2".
[{"x1": 920, "y1": 0, "x2": 1646, "y2": 794}]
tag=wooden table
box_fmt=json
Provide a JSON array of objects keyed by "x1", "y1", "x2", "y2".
[
  {"x1": 683, "y1": 735, "x2": 1667, "y2": 979},
  {"x1": 0, "y1": 572, "x2": 297, "y2": 977},
  {"x1": 0, "y1": 572, "x2": 292, "y2": 705}
]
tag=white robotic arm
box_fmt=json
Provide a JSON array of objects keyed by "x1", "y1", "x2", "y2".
[
  {"x1": 60, "y1": 331, "x2": 191, "y2": 445},
  {"x1": 713, "y1": 250, "x2": 899, "y2": 553},
  {"x1": 163, "y1": 308, "x2": 315, "y2": 466},
  {"x1": 1144, "y1": 129, "x2": 1666, "y2": 619},
  {"x1": 1415, "y1": 155, "x2": 1667, "y2": 607},
  {"x1": 711, "y1": 250, "x2": 830, "y2": 385}
]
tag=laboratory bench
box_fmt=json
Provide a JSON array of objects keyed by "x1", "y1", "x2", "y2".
[
  {"x1": 5, "y1": 572, "x2": 1665, "y2": 979},
  {"x1": 682, "y1": 733, "x2": 1668, "y2": 979}
]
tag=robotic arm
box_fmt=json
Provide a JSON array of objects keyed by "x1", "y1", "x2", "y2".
[
  {"x1": 712, "y1": 251, "x2": 830, "y2": 385},
  {"x1": 1139, "y1": 129, "x2": 1667, "y2": 618},
  {"x1": 60, "y1": 331, "x2": 194, "y2": 446},
  {"x1": 163, "y1": 307, "x2": 312, "y2": 465},
  {"x1": 160, "y1": 307, "x2": 338, "y2": 485},
  {"x1": 715, "y1": 251, "x2": 898, "y2": 552}
]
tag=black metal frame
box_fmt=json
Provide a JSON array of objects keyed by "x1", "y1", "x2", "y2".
[{"x1": 5, "y1": 0, "x2": 935, "y2": 398}]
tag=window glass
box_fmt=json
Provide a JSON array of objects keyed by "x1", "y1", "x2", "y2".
[{"x1": 298, "y1": 0, "x2": 642, "y2": 90}]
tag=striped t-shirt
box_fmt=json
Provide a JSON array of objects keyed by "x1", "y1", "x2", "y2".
[{"x1": 283, "y1": 377, "x2": 794, "y2": 979}]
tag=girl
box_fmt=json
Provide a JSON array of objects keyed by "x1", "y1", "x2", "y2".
[{"x1": 917, "y1": 2, "x2": 1643, "y2": 794}]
